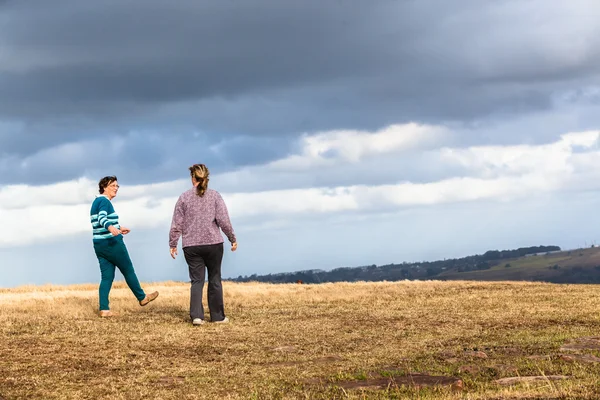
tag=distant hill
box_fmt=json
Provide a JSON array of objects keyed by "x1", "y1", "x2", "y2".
[
  {"x1": 439, "y1": 246, "x2": 600, "y2": 283},
  {"x1": 230, "y1": 245, "x2": 600, "y2": 284}
]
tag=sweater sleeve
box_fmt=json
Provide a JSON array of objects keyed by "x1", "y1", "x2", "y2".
[
  {"x1": 214, "y1": 192, "x2": 236, "y2": 244},
  {"x1": 97, "y1": 198, "x2": 114, "y2": 229},
  {"x1": 169, "y1": 196, "x2": 185, "y2": 248}
]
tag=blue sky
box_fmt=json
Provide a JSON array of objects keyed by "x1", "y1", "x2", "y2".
[{"x1": 1, "y1": 0, "x2": 600, "y2": 287}]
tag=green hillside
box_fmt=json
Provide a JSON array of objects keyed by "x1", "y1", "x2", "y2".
[{"x1": 440, "y1": 246, "x2": 600, "y2": 283}]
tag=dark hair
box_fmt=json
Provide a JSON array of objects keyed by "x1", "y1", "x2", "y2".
[
  {"x1": 98, "y1": 176, "x2": 117, "y2": 194},
  {"x1": 189, "y1": 164, "x2": 209, "y2": 197}
]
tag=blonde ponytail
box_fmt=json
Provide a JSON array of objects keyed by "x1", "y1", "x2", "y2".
[{"x1": 189, "y1": 164, "x2": 210, "y2": 197}]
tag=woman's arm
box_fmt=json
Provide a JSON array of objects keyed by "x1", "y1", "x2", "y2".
[
  {"x1": 169, "y1": 196, "x2": 185, "y2": 250},
  {"x1": 98, "y1": 199, "x2": 121, "y2": 236},
  {"x1": 215, "y1": 193, "x2": 237, "y2": 246}
]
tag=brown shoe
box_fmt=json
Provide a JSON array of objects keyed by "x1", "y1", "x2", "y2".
[
  {"x1": 99, "y1": 310, "x2": 118, "y2": 318},
  {"x1": 139, "y1": 291, "x2": 159, "y2": 306}
]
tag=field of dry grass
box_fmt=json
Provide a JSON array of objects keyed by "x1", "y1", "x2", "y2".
[{"x1": 2, "y1": 280, "x2": 600, "y2": 399}]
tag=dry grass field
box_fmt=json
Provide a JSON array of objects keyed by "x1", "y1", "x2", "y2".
[{"x1": 2, "y1": 280, "x2": 600, "y2": 399}]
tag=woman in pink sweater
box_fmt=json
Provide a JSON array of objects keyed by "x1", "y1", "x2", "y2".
[{"x1": 169, "y1": 164, "x2": 237, "y2": 325}]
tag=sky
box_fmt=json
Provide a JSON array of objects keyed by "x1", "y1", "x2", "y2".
[{"x1": 2, "y1": 0, "x2": 600, "y2": 287}]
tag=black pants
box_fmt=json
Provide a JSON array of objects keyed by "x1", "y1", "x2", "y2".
[{"x1": 183, "y1": 243, "x2": 225, "y2": 322}]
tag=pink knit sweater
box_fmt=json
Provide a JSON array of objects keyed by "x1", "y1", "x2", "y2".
[{"x1": 169, "y1": 188, "x2": 236, "y2": 248}]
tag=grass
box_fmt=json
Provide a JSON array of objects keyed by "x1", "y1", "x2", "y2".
[{"x1": 2, "y1": 280, "x2": 600, "y2": 399}]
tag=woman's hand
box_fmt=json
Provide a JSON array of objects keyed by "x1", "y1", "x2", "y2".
[
  {"x1": 108, "y1": 225, "x2": 121, "y2": 236},
  {"x1": 120, "y1": 227, "x2": 131, "y2": 235},
  {"x1": 231, "y1": 242, "x2": 238, "y2": 252},
  {"x1": 170, "y1": 247, "x2": 178, "y2": 259}
]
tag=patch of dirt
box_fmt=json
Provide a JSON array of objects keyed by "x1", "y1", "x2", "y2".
[
  {"x1": 458, "y1": 365, "x2": 482, "y2": 374},
  {"x1": 559, "y1": 354, "x2": 600, "y2": 363},
  {"x1": 437, "y1": 350, "x2": 456, "y2": 359},
  {"x1": 492, "y1": 364, "x2": 519, "y2": 375},
  {"x1": 441, "y1": 349, "x2": 488, "y2": 363},
  {"x1": 334, "y1": 374, "x2": 463, "y2": 391},
  {"x1": 560, "y1": 337, "x2": 600, "y2": 352},
  {"x1": 464, "y1": 350, "x2": 488, "y2": 359},
  {"x1": 495, "y1": 375, "x2": 569, "y2": 386}
]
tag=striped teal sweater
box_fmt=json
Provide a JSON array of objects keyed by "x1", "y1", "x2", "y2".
[{"x1": 90, "y1": 196, "x2": 121, "y2": 241}]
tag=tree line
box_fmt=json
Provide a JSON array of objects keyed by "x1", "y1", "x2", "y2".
[{"x1": 230, "y1": 245, "x2": 561, "y2": 284}]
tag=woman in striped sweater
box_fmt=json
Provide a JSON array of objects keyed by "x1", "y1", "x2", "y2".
[{"x1": 90, "y1": 176, "x2": 159, "y2": 317}]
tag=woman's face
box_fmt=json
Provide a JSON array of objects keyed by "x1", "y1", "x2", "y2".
[{"x1": 104, "y1": 181, "x2": 120, "y2": 199}]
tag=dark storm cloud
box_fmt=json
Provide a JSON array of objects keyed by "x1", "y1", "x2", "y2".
[
  {"x1": 0, "y1": 0, "x2": 599, "y2": 184},
  {"x1": 0, "y1": 1, "x2": 397, "y2": 112},
  {"x1": 0, "y1": 131, "x2": 294, "y2": 185},
  {"x1": 2, "y1": 0, "x2": 597, "y2": 119}
]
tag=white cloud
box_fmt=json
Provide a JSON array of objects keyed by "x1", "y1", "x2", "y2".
[
  {"x1": 440, "y1": 131, "x2": 600, "y2": 179},
  {"x1": 270, "y1": 123, "x2": 449, "y2": 170},
  {"x1": 225, "y1": 174, "x2": 556, "y2": 219},
  {"x1": 1, "y1": 126, "x2": 600, "y2": 247},
  {"x1": 0, "y1": 177, "x2": 187, "y2": 210},
  {"x1": 0, "y1": 203, "x2": 91, "y2": 247},
  {"x1": 0, "y1": 178, "x2": 97, "y2": 209}
]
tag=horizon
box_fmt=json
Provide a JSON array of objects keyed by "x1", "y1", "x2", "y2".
[{"x1": 0, "y1": 240, "x2": 589, "y2": 289}]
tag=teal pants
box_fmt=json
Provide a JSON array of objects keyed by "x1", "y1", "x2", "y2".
[{"x1": 93, "y1": 236, "x2": 146, "y2": 311}]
